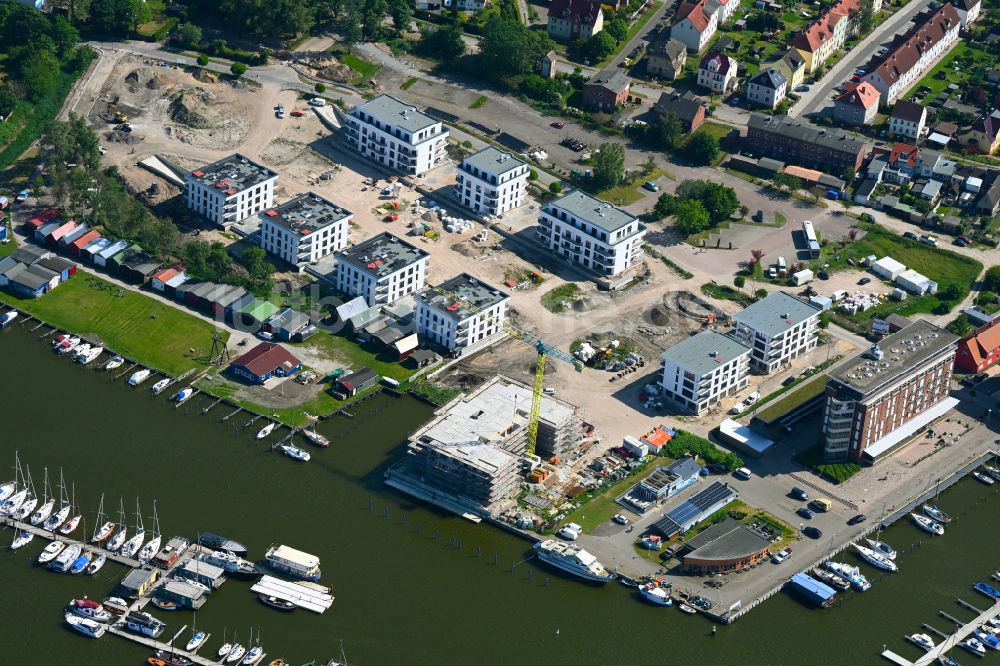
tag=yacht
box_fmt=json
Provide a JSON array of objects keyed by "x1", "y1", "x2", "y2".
[
  {"x1": 65, "y1": 613, "x2": 107, "y2": 639},
  {"x1": 0, "y1": 310, "x2": 19, "y2": 328},
  {"x1": 281, "y1": 445, "x2": 311, "y2": 462},
  {"x1": 986, "y1": 465, "x2": 1000, "y2": 482},
  {"x1": 242, "y1": 646, "x2": 264, "y2": 665},
  {"x1": 0, "y1": 487, "x2": 27, "y2": 517},
  {"x1": 302, "y1": 429, "x2": 330, "y2": 447},
  {"x1": 29, "y1": 470, "x2": 54, "y2": 526},
  {"x1": 974, "y1": 629, "x2": 1000, "y2": 650},
  {"x1": 826, "y1": 561, "x2": 871, "y2": 591},
  {"x1": 120, "y1": 499, "x2": 146, "y2": 559},
  {"x1": 937, "y1": 656, "x2": 960, "y2": 666},
  {"x1": 962, "y1": 637, "x2": 987, "y2": 657},
  {"x1": 58, "y1": 514, "x2": 81, "y2": 535},
  {"x1": 0, "y1": 479, "x2": 15, "y2": 502},
  {"x1": 38, "y1": 540, "x2": 66, "y2": 564},
  {"x1": 86, "y1": 554, "x2": 107, "y2": 575},
  {"x1": 257, "y1": 422, "x2": 277, "y2": 439},
  {"x1": 107, "y1": 499, "x2": 128, "y2": 551},
  {"x1": 912, "y1": 513, "x2": 945, "y2": 536},
  {"x1": 129, "y1": 369, "x2": 152, "y2": 386},
  {"x1": 56, "y1": 336, "x2": 81, "y2": 355},
  {"x1": 973, "y1": 471, "x2": 995, "y2": 485},
  {"x1": 68, "y1": 599, "x2": 112, "y2": 623},
  {"x1": 863, "y1": 538, "x2": 897, "y2": 560},
  {"x1": 69, "y1": 550, "x2": 93, "y2": 575},
  {"x1": 72, "y1": 343, "x2": 92, "y2": 360},
  {"x1": 44, "y1": 503, "x2": 71, "y2": 533},
  {"x1": 908, "y1": 633, "x2": 936, "y2": 651},
  {"x1": 199, "y1": 550, "x2": 258, "y2": 578},
  {"x1": 10, "y1": 531, "x2": 33, "y2": 550},
  {"x1": 853, "y1": 544, "x2": 898, "y2": 572},
  {"x1": 639, "y1": 583, "x2": 673, "y2": 606},
  {"x1": 226, "y1": 644, "x2": 247, "y2": 664},
  {"x1": 186, "y1": 631, "x2": 208, "y2": 652},
  {"x1": 175, "y1": 387, "x2": 194, "y2": 403},
  {"x1": 93, "y1": 520, "x2": 115, "y2": 543},
  {"x1": 218, "y1": 643, "x2": 234, "y2": 660},
  {"x1": 49, "y1": 544, "x2": 82, "y2": 573},
  {"x1": 104, "y1": 355, "x2": 124, "y2": 371},
  {"x1": 12, "y1": 493, "x2": 37, "y2": 520},
  {"x1": 137, "y1": 500, "x2": 162, "y2": 564},
  {"x1": 533, "y1": 540, "x2": 613, "y2": 583},
  {"x1": 79, "y1": 346, "x2": 104, "y2": 365},
  {"x1": 198, "y1": 532, "x2": 248, "y2": 556},
  {"x1": 811, "y1": 567, "x2": 850, "y2": 591},
  {"x1": 923, "y1": 504, "x2": 952, "y2": 524},
  {"x1": 151, "y1": 378, "x2": 171, "y2": 395}
]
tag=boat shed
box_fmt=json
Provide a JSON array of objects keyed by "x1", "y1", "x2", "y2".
[
  {"x1": 164, "y1": 271, "x2": 189, "y2": 296},
  {"x1": 229, "y1": 341, "x2": 302, "y2": 384},
  {"x1": 8, "y1": 264, "x2": 58, "y2": 298},
  {"x1": 58, "y1": 223, "x2": 89, "y2": 249},
  {"x1": 264, "y1": 307, "x2": 310, "y2": 341},
  {"x1": 33, "y1": 256, "x2": 76, "y2": 283},
  {"x1": 404, "y1": 348, "x2": 439, "y2": 369},
  {"x1": 119, "y1": 567, "x2": 162, "y2": 598},
  {"x1": 10, "y1": 245, "x2": 51, "y2": 265},
  {"x1": 35, "y1": 221, "x2": 60, "y2": 243},
  {"x1": 95, "y1": 240, "x2": 129, "y2": 267},
  {"x1": 788, "y1": 572, "x2": 836, "y2": 607},
  {"x1": 175, "y1": 559, "x2": 226, "y2": 590},
  {"x1": 160, "y1": 580, "x2": 207, "y2": 609},
  {"x1": 26, "y1": 208, "x2": 60, "y2": 231},
  {"x1": 209, "y1": 284, "x2": 248, "y2": 321},
  {"x1": 392, "y1": 333, "x2": 420, "y2": 358},
  {"x1": 335, "y1": 296, "x2": 369, "y2": 322},
  {"x1": 335, "y1": 367, "x2": 379, "y2": 398},
  {"x1": 187, "y1": 281, "x2": 218, "y2": 308},
  {"x1": 109, "y1": 244, "x2": 141, "y2": 273},
  {"x1": 69, "y1": 230, "x2": 102, "y2": 257},
  {"x1": 45, "y1": 220, "x2": 77, "y2": 246},
  {"x1": 224, "y1": 290, "x2": 254, "y2": 323},
  {"x1": 151, "y1": 267, "x2": 182, "y2": 292},
  {"x1": 81, "y1": 237, "x2": 110, "y2": 263},
  {"x1": 123, "y1": 254, "x2": 163, "y2": 284},
  {"x1": 241, "y1": 298, "x2": 280, "y2": 327}
]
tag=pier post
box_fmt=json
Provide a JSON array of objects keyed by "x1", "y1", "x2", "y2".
[
  {"x1": 476, "y1": 547, "x2": 481, "y2": 557},
  {"x1": 384, "y1": 506, "x2": 389, "y2": 518},
  {"x1": 494, "y1": 554, "x2": 499, "y2": 565}
]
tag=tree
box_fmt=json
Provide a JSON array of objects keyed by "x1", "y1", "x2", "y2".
[
  {"x1": 773, "y1": 172, "x2": 803, "y2": 192},
  {"x1": 848, "y1": 226, "x2": 860, "y2": 241},
  {"x1": 683, "y1": 131, "x2": 720, "y2": 165},
  {"x1": 241, "y1": 246, "x2": 276, "y2": 292},
  {"x1": 841, "y1": 166, "x2": 856, "y2": 185},
  {"x1": 578, "y1": 31, "x2": 617, "y2": 63},
  {"x1": 653, "y1": 193, "x2": 677, "y2": 218},
  {"x1": 0, "y1": 87, "x2": 17, "y2": 119},
  {"x1": 50, "y1": 15, "x2": 80, "y2": 57},
  {"x1": 675, "y1": 199, "x2": 710, "y2": 234},
  {"x1": 231, "y1": 61, "x2": 247, "y2": 78},
  {"x1": 360, "y1": 0, "x2": 390, "y2": 39},
  {"x1": 549, "y1": 181, "x2": 563, "y2": 194},
  {"x1": 701, "y1": 183, "x2": 739, "y2": 225},
  {"x1": 939, "y1": 282, "x2": 962, "y2": 301},
  {"x1": 738, "y1": 205, "x2": 749, "y2": 219},
  {"x1": 818, "y1": 313, "x2": 830, "y2": 329},
  {"x1": 196, "y1": 54, "x2": 209, "y2": 67},
  {"x1": 750, "y1": 248, "x2": 766, "y2": 265},
  {"x1": 388, "y1": 0, "x2": 413, "y2": 33},
  {"x1": 734, "y1": 275, "x2": 746, "y2": 289},
  {"x1": 528, "y1": 169, "x2": 539, "y2": 181},
  {"x1": 21, "y1": 50, "x2": 60, "y2": 101},
  {"x1": 641, "y1": 155, "x2": 657, "y2": 176},
  {"x1": 748, "y1": 12, "x2": 780, "y2": 32},
  {"x1": 89, "y1": 0, "x2": 149, "y2": 35},
  {"x1": 647, "y1": 112, "x2": 683, "y2": 150},
  {"x1": 854, "y1": 0, "x2": 876, "y2": 35},
  {"x1": 606, "y1": 17, "x2": 628, "y2": 42},
  {"x1": 174, "y1": 22, "x2": 202, "y2": 48},
  {"x1": 479, "y1": 13, "x2": 553, "y2": 81},
  {"x1": 755, "y1": 288, "x2": 768, "y2": 300},
  {"x1": 593, "y1": 142, "x2": 625, "y2": 189},
  {"x1": 418, "y1": 23, "x2": 465, "y2": 63},
  {"x1": 0, "y1": 3, "x2": 51, "y2": 45}
]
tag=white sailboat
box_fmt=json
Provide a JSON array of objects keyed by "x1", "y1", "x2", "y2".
[
  {"x1": 13, "y1": 466, "x2": 38, "y2": 521},
  {"x1": 58, "y1": 483, "x2": 81, "y2": 535},
  {"x1": 257, "y1": 422, "x2": 276, "y2": 439},
  {"x1": 853, "y1": 543, "x2": 898, "y2": 572},
  {"x1": 11, "y1": 531, "x2": 33, "y2": 550},
  {"x1": 119, "y1": 498, "x2": 146, "y2": 559},
  {"x1": 38, "y1": 540, "x2": 66, "y2": 564},
  {"x1": 29, "y1": 468, "x2": 55, "y2": 526},
  {"x1": 912, "y1": 512, "x2": 945, "y2": 535},
  {"x1": 43, "y1": 469, "x2": 71, "y2": 532},
  {"x1": 137, "y1": 500, "x2": 161, "y2": 564},
  {"x1": 0, "y1": 478, "x2": 15, "y2": 503},
  {"x1": 0, "y1": 454, "x2": 27, "y2": 517},
  {"x1": 91, "y1": 493, "x2": 115, "y2": 543},
  {"x1": 106, "y1": 498, "x2": 128, "y2": 552}
]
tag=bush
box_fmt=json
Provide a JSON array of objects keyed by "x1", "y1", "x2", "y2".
[
  {"x1": 528, "y1": 169, "x2": 539, "y2": 181},
  {"x1": 230, "y1": 61, "x2": 247, "y2": 78},
  {"x1": 196, "y1": 54, "x2": 209, "y2": 67},
  {"x1": 660, "y1": 430, "x2": 744, "y2": 472},
  {"x1": 734, "y1": 275, "x2": 745, "y2": 289},
  {"x1": 315, "y1": 82, "x2": 326, "y2": 93},
  {"x1": 548, "y1": 181, "x2": 562, "y2": 194}
]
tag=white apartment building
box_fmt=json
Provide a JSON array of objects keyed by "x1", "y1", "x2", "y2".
[
  {"x1": 414, "y1": 273, "x2": 509, "y2": 353},
  {"x1": 536, "y1": 190, "x2": 646, "y2": 283},
  {"x1": 259, "y1": 193, "x2": 352, "y2": 272},
  {"x1": 333, "y1": 232, "x2": 430, "y2": 306},
  {"x1": 185, "y1": 154, "x2": 277, "y2": 227},
  {"x1": 746, "y1": 68, "x2": 787, "y2": 110},
  {"x1": 455, "y1": 147, "x2": 529, "y2": 217},
  {"x1": 730, "y1": 291, "x2": 822, "y2": 374},
  {"x1": 346, "y1": 94, "x2": 450, "y2": 176},
  {"x1": 888, "y1": 100, "x2": 927, "y2": 140},
  {"x1": 659, "y1": 330, "x2": 750, "y2": 415}
]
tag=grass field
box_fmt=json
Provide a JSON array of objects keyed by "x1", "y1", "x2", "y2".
[
  {"x1": 341, "y1": 53, "x2": 380, "y2": 79},
  {"x1": 0, "y1": 274, "x2": 223, "y2": 375},
  {"x1": 401, "y1": 76, "x2": 419, "y2": 90},
  {"x1": 541, "y1": 283, "x2": 583, "y2": 313},
  {"x1": 753, "y1": 375, "x2": 829, "y2": 423},
  {"x1": 295, "y1": 332, "x2": 418, "y2": 382},
  {"x1": 470, "y1": 95, "x2": 488, "y2": 109},
  {"x1": 907, "y1": 42, "x2": 994, "y2": 102},
  {"x1": 560, "y1": 457, "x2": 664, "y2": 532}
]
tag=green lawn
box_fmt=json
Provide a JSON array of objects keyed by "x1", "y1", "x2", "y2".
[
  {"x1": 541, "y1": 283, "x2": 583, "y2": 313},
  {"x1": 698, "y1": 121, "x2": 732, "y2": 141},
  {"x1": 293, "y1": 332, "x2": 418, "y2": 382},
  {"x1": 559, "y1": 457, "x2": 666, "y2": 532},
  {"x1": 907, "y1": 42, "x2": 994, "y2": 102},
  {"x1": 794, "y1": 445, "x2": 862, "y2": 484},
  {"x1": 401, "y1": 76, "x2": 419, "y2": 90},
  {"x1": 470, "y1": 95, "x2": 488, "y2": 109},
  {"x1": 0, "y1": 274, "x2": 223, "y2": 375},
  {"x1": 701, "y1": 282, "x2": 754, "y2": 306},
  {"x1": 341, "y1": 53, "x2": 380, "y2": 79},
  {"x1": 594, "y1": 168, "x2": 670, "y2": 206}
]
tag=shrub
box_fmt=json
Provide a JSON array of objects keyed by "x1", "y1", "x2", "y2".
[
  {"x1": 230, "y1": 61, "x2": 247, "y2": 78},
  {"x1": 315, "y1": 82, "x2": 326, "y2": 93},
  {"x1": 548, "y1": 181, "x2": 562, "y2": 194},
  {"x1": 196, "y1": 54, "x2": 209, "y2": 67},
  {"x1": 660, "y1": 430, "x2": 744, "y2": 472}
]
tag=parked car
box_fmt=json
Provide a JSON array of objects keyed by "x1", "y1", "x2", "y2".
[
  {"x1": 955, "y1": 238, "x2": 969, "y2": 247},
  {"x1": 975, "y1": 372, "x2": 989, "y2": 383},
  {"x1": 795, "y1": 84, "x2": 810, "y2": 92},
  {"x1": 753, "y1": 209, "x2": 765, "y2": 222},
  {"x1": 699, "y1": 466, "x2": 711, "y2": 476},
  {"x1": 858, "y1": 277, "x2": 871, "y2": 285},
  {"x1": 276, "y1": 104, "x2": 286, "y2": 119},
  {"x1": 612, "y1": 514, "x2": 629, "y2": 525},
  {"x1": 733, "y1": 467, "x2": 753, "y2": 480},
  {"x1": 797, "y1": 506, "x2": 814, "y2": 520},
  {"x1": 903, "y1": 231, "x2": 918, "y2": 240},
  {"x1": 803, "y1": 526, "x2": 823, "y2": 539},
  {"x1": 551, "y1": 121, "x2": 565, "y2": 129},
  {"x1": 782, "y1": 376, "x2": 796, "y2": 387},
  {"x1": 308, "y1": 98, "x2": 327, "y2": 107},
  {"x1": 771, "y1": 547, "x2": 792, "y2": 564},
  {"x1": 810, "y1": 498, "x2": 833, "y2": 512},
  {"x1": 258, "y1": 330, "x2": 274, "y2": 341},
  {"x1": 847, "y1": 514, "x2": 867, "y2": 525},
  {"x1": 643, "y1": 181, "x2": 660, "y2": 192},
  {"x1": 791, "y1": 487, "x2": 810, "y2": 501}
]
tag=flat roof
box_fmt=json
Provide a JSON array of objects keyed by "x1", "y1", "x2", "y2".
[
  {"x1": 719, "y1": 418, "x2": 775, "y2": 456},
  {"x1": 462, "y1": 146, "x2": 526, "y2": 176},
  {"x1": 262, "y1": 192, "x2": 352, "y2": 235},
  {"x1": 547, "y1": 189, "x2": 637, "y2": 233},
  {"x1": 828, "y1": 320, "x2": 958, "y2": 397},
  {"x1": 733, "y1": 291, "x2": 820, "y2": 337},
  {"x1": 682, "y1": 517, "x2": 772, "y2": 561},
  {"x1": 660, "y1": 330, "x2": 750, "y2": 376},
  {"x1": 417, "y1": 273, "x2": 509, "y2": 320},
  {"x1": 337, "y1": 232, "x2": 429, "y2": 277},
  {"x1": 267, "y1": 544, "x2": 320, "y2": 569},
  {"x1": 189, "y1": 153, "x2": 277, "y2": 194},
  {"x1": 353, "y1": 94, "x2": 439, "y2": 134}
]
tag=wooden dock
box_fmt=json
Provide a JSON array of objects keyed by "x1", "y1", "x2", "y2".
[
  {"x1": 1, "y1": 516, "x2": 141, "y2": 568},
  {"x1": 106, "y1": 624, "x2": 247, "y2": 666},
  {"x1": 882, "y1": 595, "x2": 1000, "y2": 665}
]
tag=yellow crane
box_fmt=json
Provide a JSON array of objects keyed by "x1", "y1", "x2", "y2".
[{"x1": 428, "y1": 284, "x2": 582, "y2": 457}]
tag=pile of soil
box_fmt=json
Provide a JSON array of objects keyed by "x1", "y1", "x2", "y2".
[
  {"x1": 146, "y1": 74, "x2": 162, "y2": 90},
  {"x1": 169, "y1": 89, "x2": 218, "y2": 129},
  {"x1": 193, "y1": 69, "x2": 216, "y2": 84},
  {"x1": 312, "y1": 57, "x2": 354, "y2": 83},
  {"x1": 105, "y1": 131, "x2": 141, "y2": 144},
  {"x1": 451, "y1": 241, "x2": 479, "y2": 257},
  {"x1": 648, "y1": 305, "x2": 672, "y2": 327}
]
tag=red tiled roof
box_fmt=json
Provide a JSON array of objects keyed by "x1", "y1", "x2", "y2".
[
  {"x1": 232, "y1": 342, "x2": 301, "y2": 378},
  {"x1": 69, "y1": 230, "x2": 102, "y2": 251},
  {"x1": 792, "y1": 0, "x2": 859, "y2": 53},
  {"x1": 548, "y1": 0, "x2": 602, "y2": 27},
  {"x1": 889, "y1": 142, "x2": 919, "y2": 168},
  {"x1": 676, "y1": 0, "x2": 711, "y2": 31},
  {"x1": 976, "y1": 322, "x2": 1000, "y2": 353},
  {"x1": 867, "y1": 4, "x2": 960, "y2": 86},
  {"x1": 699, "y1": 51, "x2": 734, "y2": 75},
  {"x1": 958, "y1": 337, "x2": 985, "y2": 368},
  {"x1": 152, "y1": 267, "x2": 180, "y2": 283},
  {"x1": 835, "y1": 81, "x2": 880, "y2": 109}
]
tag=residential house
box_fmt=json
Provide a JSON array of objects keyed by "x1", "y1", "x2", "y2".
[
  {"x1": 229, "y1": 342, "x2": 302, "y2": 384},
  {"x1": 697, "y1": 52, "x2": 738, "y2": 94},
  {"x1": 956, "y1": 319, "x2": 1000, "y2": 373},
  {"x1": 790, "y1": 0, "x2": 862, "y2": 73},
  {"x1": 730, "y1": 291, "x2": 822, "y2": 374},
  {"x1": 259, "y1": 192, "x2": 352, "y2": 272},
  {"x1": 862, "y1": 4, "x2": 961, "y2": 106},
  {"x1": 653, "y1": 90, "x2": 707, "y2": 132},
  {"x1": 346, "y1": 94, "x2": 449, "y2": 176},
  {"x1": 746, "y1": 68, "x2": 787, "y2": 110},
  {"x1": 547, "y1": 0, "x2": 604, "y2": 41},
  {"x1": 670, "y1": 0, "x2": 720, "y2": 53},
  {"x1": 766, "y1": 48, "x2": 806, "y2": 90},
  {"x1": 184, "y1": 154, "x2": 277, "y2": 228},
  {"x1": 954, "y1": 0, "x2": 981, "y2": 26},
  {"x1": 414, "y1": 273, "x2": 509, "y2": 353},
  {"x1": 745, "y1": 114, "x2": 871, "y2": 175},
  {"x1": 539, "y1": 50, "x2": 558, "y2": 79},
  {"x1": 659, "y1": 330, "x2": 750, "y2": 415},
  {"x1": 335, "y1": 368, "x2": 380, "y2": 398},
  {"x1": 455, "y1": 147, "x2": 530, "y2": 217},
  {"x1": 582, "y1": 69, "x2": 631, "y2": 112},
  {"x1": 332, "y1": 232, "x2": 430, "y2": 306},
  {"x1": 264, "y1": 307, "x2": 311, "y2": 341},
  {"x1": 646, "y1": 39, "x2": 688, "y2": 80},
  {"x1": 885, "y1": 142, "x2": 919, "y2": 182},
  {"x1": 958, "y1": 109, "x2": 1000, "y2": 155},
  {"x1": 888, "y1": 100, "x2": 928, "y2": 139},
  {"x1": 833, "y1": 82, "x2": 881, "y2": 126}
]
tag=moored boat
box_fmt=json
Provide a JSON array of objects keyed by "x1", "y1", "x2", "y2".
[
  {"x1": 218, "y1": 644, "x2": 234, "y2": 659},
  {"x1": 198, "y1": 532, "x2": 248, "y2": 556},
  {"x1": 281, "y1": 445, "x2": 310, "y2": 462},
  {"x1": 0, "y1": 310, "x2": 19, "y2": 328},
  {"x1": 242, "y1": 646, "x2": 264, "y2": 665},
  {"x1": 56, "y1": 336, "x2": 81, "y2": 354},
  {"x1": 912, "y1": 513, "x2": 945, "y2": 536},
  {"x1": 49, "y1": 544, "x2": 82, "y2": 573},
  {"x1": 71, "y1": 343, "x2": 91, "y2": 360},
  {"x1": 86, "y1": 554, "x2": 107, "y2": 575},
  {"x1": 677, "y1": 602, "x2": 697, "y2": 614},
  {"x1": 93, "y1": 520, "x2": 115, "y2": 542},
  {"x1": 105, "y1": 355, "x2": 124, "y2": 371},
  {"x1": 44, "y1": 503, "x2": 71, "y2": 532},
  {"x1": 962, "y1": 637, "x2": 987, "y2": 657},
  {"x1": 923, "y1": 503, "x2": 952, "y2": 524},
  {"x1": 811, "y1": 567, "x2": 850, "y2": 591},
  {"x1": 972, "y1": 471, "x2": 995, "y2": 486},
  {"x1": 151, "y1": 378, "x2": 171, "y2": 395},
  {"x1": 65, "y1": 613, "x2": 106, "y2": 639},
  {"x1": 59, "y1": 514, "x2": 81, "y2": 536},
  {"x1": 826, "y1": 561, "x2": 871, "y2": 591},
  {"x1": 853, "y1": 543, "x2": 898, "y2": 572},
  {"x1": 908, "y1": 633, "x2": 936, "y2": 651},
  {"x1": 68, "y1": 598, "x2": 112, "y2": 623},
  {"x1": 79, "y1": 346, "x2": 104, "y2": 365},
  {"x1": 149, "y1": 650, "x2": 195, "y2": 666},
  {"x1": 638, "y1": 583, "x2": 673, "y2": 606},
  {"x1": 150, "y1": 598, "x2": 179, "y2": 611},
  {"x1": 128, "y1": 368, "x2": 151, "y2": 386},
  {"x1": 257, "y1": 422, "x2": 276, "y2": 439},
  {"x1": 974, "y1": 581, "x2": 1000, "y2": 600},
  {"x1": 174, "y1": 387, "x2": 194, "y2": 403},
  {"x1": 986, "y1": 465, "x2": 1000, "y2": 482},
  {"x1": 532, "y1": 540, "x2": 611, "y2": 584},
  {"x1": 863, "y1": 538, "x2": 897, "y2": 560},
  {"x1": 226, "y1": 644, "x2": 247, "y2": 664},
  {"x1": 69, "y1": 550, "x2": 92, "y2": 575},
  {"x1": 302, "y1": 429, "x2": 329, "y2": 447},
  {"x1": 0, "y1": 480, "x2": 14, "y2": 502},
  {"x1": 186, "y1": 631, "x2": 208, "y2": 652},
  {"x1": 10, "y1": 531, "x2": 33, "y2": 550},
  {"x1": 38, "y1": 540, "x2": 66, "y2": 564},
  {"x1": 258, "y1": 594, "x2": 295, "y2": 612}
]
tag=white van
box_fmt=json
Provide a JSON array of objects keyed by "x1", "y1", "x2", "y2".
[{"x1": 734, "y1": 467, "x2": 753, "y2": 480}]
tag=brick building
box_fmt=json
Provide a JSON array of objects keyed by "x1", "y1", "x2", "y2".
[
  {"x1": 955, "y1": 319, "x2": 1000, "y2": 373},
  {"x1": 745, "y1": 114, "x2": 871, "y2": 175},
  {"x1": 582, "y1": 69, "x2": 631, "y2": 112}
]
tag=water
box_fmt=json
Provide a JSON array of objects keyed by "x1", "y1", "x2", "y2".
[{"x1": 1, "y1": 323, "x2": 999, "y2": 665}]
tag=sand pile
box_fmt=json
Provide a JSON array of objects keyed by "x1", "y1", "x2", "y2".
[
  {"x1": 193, "y1": 69, "x2": 216, "y2": 84},
  {"x1": 169, "y1": 89, "x2": 219, "y2": 129}
]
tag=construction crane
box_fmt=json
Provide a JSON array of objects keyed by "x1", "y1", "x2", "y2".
[{"x1": 427, "y1": 284, "x2": 582, "y2": 458}]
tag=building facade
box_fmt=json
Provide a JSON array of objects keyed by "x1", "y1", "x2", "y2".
[
  {"x1": 646, "y1": 39, "x2": 688, "y2": 79},
  {"x1": 790, "y1": 0, "x2": 861, "y2": 73},
  {"x1": 697, "y1": 52, "x2": 738, "y2": 94},
  {"x1": 536, "y1": 189, "x2": 647, "y2": 282},
  {"x1": 333, "y1": 232, "x2": 430, "y2": 306},
  {"x1": 889, "y1": 100, "x2": 928, "y2": 139},
  {"x1": 184, "y1": 154, "x2": 277, "y2": 227},
  {"x1": 730, "y1": 291, "x2": 821, "y2": 374},
  {"x1": 455, "y1": 147, "x2": 529, "y2": 217},
  {"x1": 547, "y1": 0, "x2": 604, "y2": 41},
  {"x1": 654, "y1": 90, "x2": 707, "y2": 133},
  {"x1": 747, "y1": 68, "x2": 787, "y2": 109},
  {"x1": 821, "y1": 320, "x2": 958, "y2": 463},
  {"x1": 259, "y1": 192, "x2": 352, "y2": 271},
  {"x1": 833, "y1": 82, "x2": 881, "y2": 126},
  {"x1": 659, "y1": 330, "x2": 751, "y2": 415},
  {"x1": 956, "y1": 319, "x2": 1000, "y2": 373},
  {"x1": 414, "y1": 273, "x2": 510, "y2": 352},
  {"x1": 582, "y1": 69, "x2": 631, "y2": 112},
  {"x1": 346, "y1": 94, "x2": 449, "y2": 176},
  {"x1": 745, "y1": 114, "x2": 871, "y2": 175}
]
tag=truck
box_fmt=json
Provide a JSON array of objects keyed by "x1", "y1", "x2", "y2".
[{"x1": 777, "y1": 256, "x2": 787, "y2": 275}]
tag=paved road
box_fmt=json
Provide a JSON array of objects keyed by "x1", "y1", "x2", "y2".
[{"x1": 789, "y1": 1, "x2": 927, "y2": 118}]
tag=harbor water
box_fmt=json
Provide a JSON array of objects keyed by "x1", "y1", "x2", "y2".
[{"x1": 1, "y1": 323, "x2": 999, "y2": 665}]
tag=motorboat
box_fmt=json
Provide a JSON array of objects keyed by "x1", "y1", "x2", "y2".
[
  {"x1": 302, "y1": 429, "x2": 330, "y2": 447},
  {"x1": 974, "y1": 582, "x2": 1000, "y2": 600},
  {"x1": 677, "y1": 603, "x2": 697, "y2": 614},
  {"x1": 1, "y1": 310, "x2": 19, "y2": 328},
  {"x1": 826, "y1": 561, "x2": 871, "y2": 591},
  {"x1": 242, "y1": 647, "x2": 264, "y2": 665},
  {"x1": 227, "y1": 644, "x2": 247, "y2": 664},
  {"x1": 65, "y1": 613, "x2": 106, "y2": 639},
  {"x1": 912, "y1": 513, "x2": 945, "y2": 536},
  {"x1": 639, "y1": 583, "x2": 673, "y2": 606},
  {"x1": 268, "y1": 661, "x2": 287, "y2": 666},
  {"x1": 854, "y1": 544, "x2": 898, "y2": 572},
  {"x1": 258, "y1": 594, "x2": 295, "y2": 612},
  {"x1": 923, "y1": 504, "x2": 952, "y2": 524},
  {"x1": 281, "y1": 445, "x2": 311, "y2": 462},
  {"x1": 151, "y1": 378, "x2": 171, "y2": 395},
  {"x1": 56, "y1": 336, "x2": 81, "y2": 355},
  {"x1": 175, "y1": 387, "x2": 194, "y2": 403},
  {"x1": 218, "y1": 644, "x2": 234, "y2": 659},
  {"x1": 104, "y1": 355, "x2": 124, "y2": 371},
  {"x1": 257, "y1": 422, "x2": 277, "y2": 439},
  {"x1": 72, "y1": 343, "x2": 92, "y2": 360},
  {"x1": 937, "y1": 656, "x2": 960, "y2": 666},
  {"x1": 68, "y1": 599, "x2": 112, "y2": 623},
  {"x1": 864, "y1": 538, "x2": 897, "y2": 560},
  {"x1": 150, "y1": 598, "x2": 179, "y2": 611},
  {"x1": 79, "y1": 346, "x2": 104, "y2": 365},
  {"x1": 199, "y1": 550, "x2": 258, "y2": 578},
  {"x1": 811, "y1": 567, "x2": 851, "y2": 591},
  {"x1": 10, "y1": 531, "x2": 33, "y2": 550},
  {"x1": 69, "y1": 550, "x2": 93, "y2": 575},
  {"x1": 86, "y1": 554, "x2": 107, "y2": 575},
  {"x1": 0, "y1": 480, "x2": 15, "y2": 502},
  {"x1": 972, "y1": 471, "x2": 995, "y2": 485},
  {"x1": 533, "y1": 540, "x2": 613, "y2": 583},
  {"x1": 909, "y1": 634, "x2": 936, "y2": 651},
  {"x1": 51, "y1": 333, "x2": 69, "y2": 347},
  {"x1": 129, "y1": 368, "x2": 152, "y2": 386},
  {"x1": 986, "y1": 465, "x2": 1000, "y2": 482},
  {"x1": 186, "y1": 631, "x2": 208, "y2": 652},
  {"x1": 59, "y1": 514, "x2": 81, "y2": 535},
  {"x1": 974, "y1": 630, "x2": 1000, "y2": 650},
  {"x1": 198, "y1": 532, "x2": 248, "y2": 556},
  {"x1": 149, "y1": 650, "x2": 195, "y2": 666},
  {"x1": 37, "y1": 540, "x2": 66, "y2": 564},
  {"x1": 49, "y1": 544, "x2": 82, "y2": 573},
  {"x1": 961, "y1": 638, "x2": 987, "y2": 657}
]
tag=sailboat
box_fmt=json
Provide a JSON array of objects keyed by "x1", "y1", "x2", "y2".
[
  {"x1": 853, "y1": 543, "x2": 898, "y2": 572},
  {"x1": 257, "y1": 422, "x2": 277, "y2": 440},
  {"x1": 217, "y1": 629, "x2": 232, "y2": 660},
  {"x1": 864, "y1": 508, "x2": 897, "y2": 560},
  {"x1": 302, "y1": 428, "x2": 329, "y2": 447},
  {"x1": 106, "y1": 499, "x2": 128, "y2": 552},
  {"x1": 120, "y1": 499, "x2": 146, "y2": 559},
  {"x1": 0, "y1": 454, "x2": 28, "y2": 517},
  {"x1": 11, "y1": 530, "x2": 34, "y2": 550},
  {"x1": 86, "y1": 553, "x2": 107, "y2": 575},
  {"x1": 241, "y1": 628, "x2": 263, "y2": 665},
  {"x1": 226, "y1": 632, "x2": 246, "y2": 664},
  {"x1": 0, "y1": 477, "x2": 15, "y2": 503},
  {"x1": 92, "y1": 493, "x2": 115, "y2": 543},
  {"x1": 13, "y1": 466, "x2": 38, "y2": 521},
  {"x1": 137, "y1": 500, "x2": 161, "y2": 564},
  {"x1": 43, "y1": 469, "x2": 71, "y2": 532},
  {"x1": 58, "y1": 483, "x2": 81, "y2": 535},
  {"x1": 29, "y1": 468, "x2": 55, "y2": 526}
]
